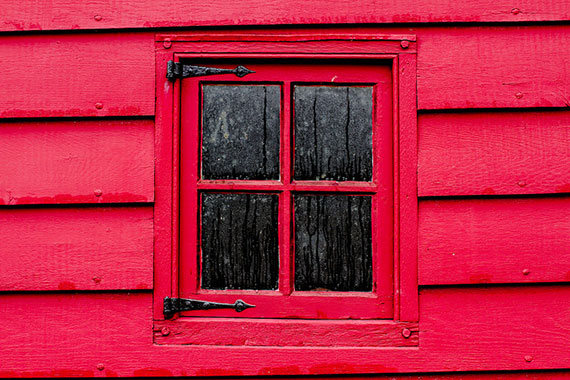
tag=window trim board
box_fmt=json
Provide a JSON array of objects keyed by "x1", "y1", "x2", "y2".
[{"x1": 154, "y1": 34, "x2": 418, "y2": 347}]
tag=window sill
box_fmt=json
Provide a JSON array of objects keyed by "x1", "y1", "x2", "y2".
[{"x1": 154, "y1": 318, "x2": 418, "y2": 347}]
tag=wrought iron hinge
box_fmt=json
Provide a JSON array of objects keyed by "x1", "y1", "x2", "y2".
[
  {"x1": 163, "y1": 297, "x2": 255, "y2": 319},
  {"x1": 166, "y1": 61, "x2": 255, "y2": 80}
]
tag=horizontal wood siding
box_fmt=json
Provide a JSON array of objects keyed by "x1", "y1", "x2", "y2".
[
  {"x1": 419, "y1": 198, "x2": 570, "y2": 285},
  {"x1": 3, "y1": 27, "x2": 570, "y2": 121},
  {"x1": 419, "y1": 286, "x2": 570, "y2": 370},
  {"x1": 1, "y1": 288, "x2": 570, "y2": 375},
  {"x1": 0, "y1": 1, "x2": 569, "y2": 32},
  {"x1": 0, "y1": 119, "x2": 154, "y2": 204},
  {"x1": 0, "y1": 33, "x2": 154, "y2": 118},
  {"x1": 416, "y1": 26, "x2": 570, "y2": 110},
  {"x1": 419, "y1": 110, "x2": 570, "y2": 196},
  {"x1": 0, "y1": 206, "x2": 153, "y2": 291},
  {"x1": 1, "y1": 5, "x2": 570, "y2": 378}
]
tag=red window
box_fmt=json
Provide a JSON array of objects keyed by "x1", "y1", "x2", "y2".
[
  {"x1": 179, "y1": 61, "x2": 393, "y2": 319},
  {"x1": 154, "y1": 34, "x2": 418, "y2": 348}
]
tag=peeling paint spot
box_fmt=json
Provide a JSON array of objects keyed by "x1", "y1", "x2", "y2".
[
  {"x1": 133, "y1": 368, "x2": 173, "y2": 377},
  {"x1": 258, "y1": 365, "x2": 301, "y2": 376},
  {"x1": 11, "y1": 192, "x2": 149, "y2": 206},
  {"x1": 556, "y1": 184, "x2": 570, "y2": 193},
  {"x1": 58, "y1": 281, "x2": 76, "y2": 290},
  {"x1": 195, "y1": 368, "x2": 244, "y2": 376},
  {"x1": 469, "y1": 274, "x2": 492, "y2": 284}
]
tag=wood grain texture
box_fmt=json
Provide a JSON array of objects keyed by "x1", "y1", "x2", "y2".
[
  {"x1": 0, "y1": 119, "x2": 154, "y2": 205},
  {"x1": 0, "y1": 293, "x2": 152, "y2": 378},
  {"x1": 1, "y1": 0, "x2": 569, "y2": 32},
  {"x1": 419, "y1": 111, "x2": 570, "y2": 196},
  {"x1": 0, "y1": 206, "x2": 153, "y2": 291},
  {"x1": 162, "y1": 26, "x2": 570, "y2": 108},
  {"x1": 2, "y1": 289, "x2": 570, "y2": 376},
  {"x1": 1, "y1": 26, "x2": 566, "y2": 116},
  {"x1": 416, "y1": 26, "x2": 570, "y2": 110},
  {"x1": 0, "y1": 33, "x2": 154, "y2": 118},
  {"x1": 419, "y1": 198, "x2": 570, "y2": 285},
  {"x1": 419, "y1": 286, "x2": 570, "y2": 371},
  {"x1": 397, "y1": 53, "x2": 419, "y2": 322},
  {"x1": 154, "y1": 319, "x2": 418, "y2": 347}
]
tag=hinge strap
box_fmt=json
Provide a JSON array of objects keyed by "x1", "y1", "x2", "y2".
[
  {"x1": 163, "y1": 297, "x2": 255, "y2": 319},
  {"x1": 167, "y1": 61, "x2": 255, "y2": 80}
]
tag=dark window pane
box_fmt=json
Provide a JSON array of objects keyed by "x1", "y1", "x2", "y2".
[
  {"x1": 294, "y1": 86, "x2": 373, "y2": 181},
  {"x1": 202, "y1": 85, "x2": 280, "y2": 180},
  {"x1": 294, "y1": 194, "x2": 372, "y2": 291},
  {"x1": 201, "y1": 193, "x2": 279, "y2": 290}
]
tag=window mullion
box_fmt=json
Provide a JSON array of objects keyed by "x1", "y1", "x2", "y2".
[{"x1": 279, "y1": 81, "x2": 293, "y2": 295}]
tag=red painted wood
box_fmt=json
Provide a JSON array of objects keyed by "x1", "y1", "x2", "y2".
[
  {"x1": 154, "y1": 40, "x2": 418, "y2": 368},
  {"x1": 419, "y1": 197, "x2": 570, "y2": 285},
  {"x1": 2, "y1": 26, "x2": 567, "y2": 119},
  {"x1": 419, "y1": 111, "x2": 570, "y2": 196},
  {"x1": 0, "y1": 119, "x2": 154, "y2": 205},
  {"x1": 175, "y1": 292, "x2": 392, "y2": 319},
  {"x1": 197, "y1": 180, "x2": 379, "y2": 193},
  {"x1": 155, "y1": 319, "x2": 418, "y2": 347},
  {"x1": 164, "y1": 26, "x2": 570, "y2": 110},
  {"x1": 0, "y1": 206, "x2": 153, "y2": 291},
  {"x1": 154, "y1": 51, "x2": 177, "y2": 319},
  {"x1": 419, "y1": 286, "x2": 570, "y2": 371},
  {"x1": 166, "y1": 26, "x2": 570, "y2": 110},
  {"x1": 2, "y1": 289, "x2": 570, "y2": 376},
  {"x1": 2, "y1": 15, "x2": 568, "y2": 378},
  {"x1": 397, "y1": 53, "x2": 418, "y2": 322},
  {"x1": 177, "y1": 60, "x2": 394, "y2": 319},
  {"x1": 0, "y1": 33, "x2": 154, "y2": 118},
  {"x1": 1, "y1": 0, "x2": 569, "y2": 32},
  {"x1": 0, "y1": 293, "x2": 152, "y2": 378},
  {"x1": 416, "y1": 26, "x2": 570, "y2": 110}
]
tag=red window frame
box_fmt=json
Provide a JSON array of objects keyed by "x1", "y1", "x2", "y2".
[
  {"x1": 154, "y1": 33, "x2": 418, "y2": 348},
  {"x1": 180, "y1": 62, "x2": 392, "y2": 319}
]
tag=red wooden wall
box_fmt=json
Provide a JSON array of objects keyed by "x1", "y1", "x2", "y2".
[{"x1": 2, "y1": 2, "x2": 570, "y2": 378}]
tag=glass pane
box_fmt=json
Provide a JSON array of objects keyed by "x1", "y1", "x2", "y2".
[
  {"x1": 201, "y1": 193, "x2": 279, "y2": 290},
  {"x1": 202, "y1": 85, "x2": 281, "y2": 180},
  {"x1": 294, "y1": 194, "x2": 372, "y2": 291},
  {"x1": 294, "y1": 86, "x2": 373, "y2": 181}
]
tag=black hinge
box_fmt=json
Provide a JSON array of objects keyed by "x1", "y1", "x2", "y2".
[
  {"x1": 163, "y1": 297, "x2": 255, "y2": 319},
  {"x1": 167, "y1": 61, "x2": 255, "y2": 80}
]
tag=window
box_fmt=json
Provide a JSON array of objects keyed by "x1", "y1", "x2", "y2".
[{"x1": 154, "y1": 33, "x2": 418, "y2": 348}]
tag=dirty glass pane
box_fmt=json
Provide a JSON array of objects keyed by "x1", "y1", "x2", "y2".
[
  {"x1": 201, "y1": 193, "x2": 279, "y2": 290},
  {"x1": 294, "y1": 194, "x2": 372, "y2": 291},
  {"x1": 294, "y1": 86, "x2": 373, "y2": 181},
  {"x1": 202, "y1": 85, "x2": 280, "y2": 180}
]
